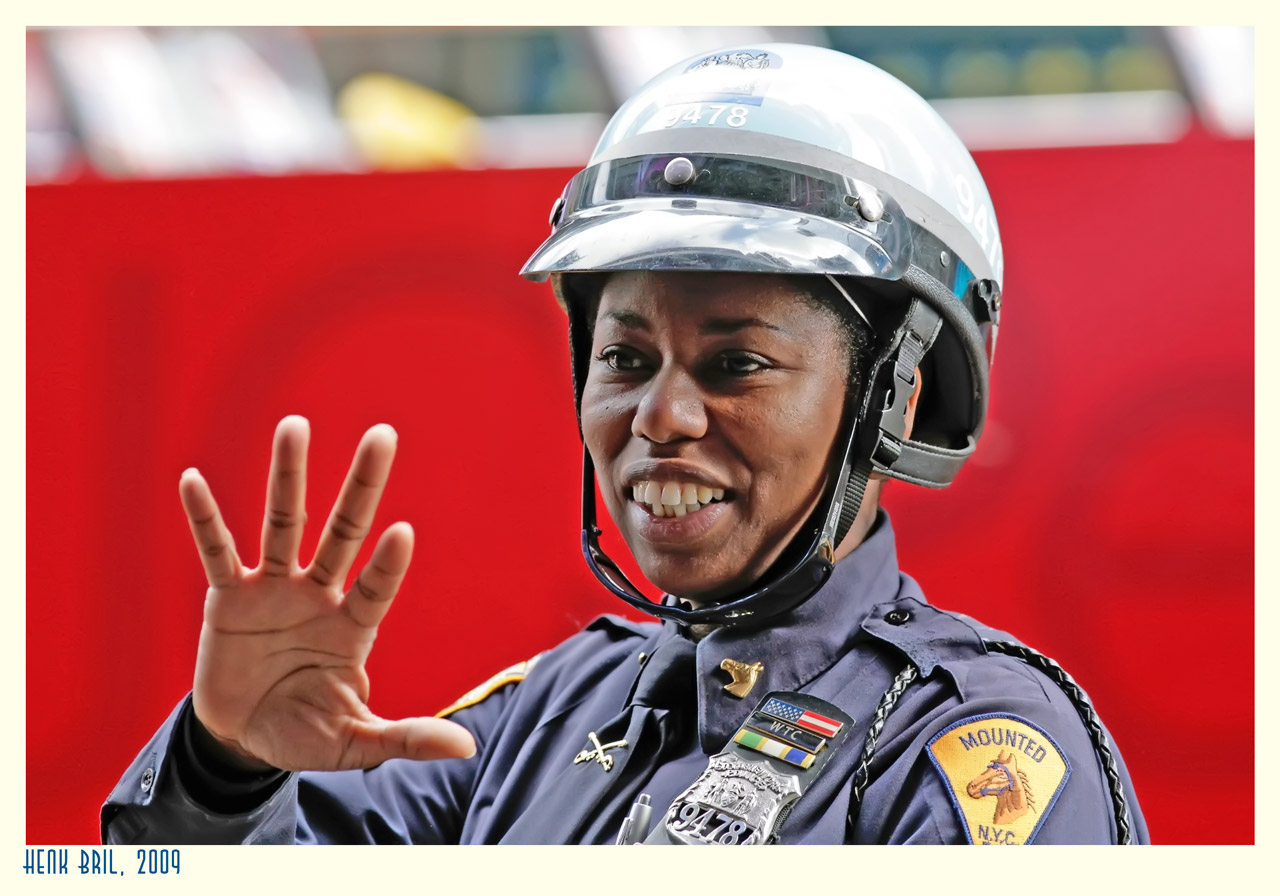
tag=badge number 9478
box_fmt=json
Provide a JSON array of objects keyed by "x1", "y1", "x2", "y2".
[
  {"x1": 665, "y1": 800, "x2": 759, "y2": 845},
  {"x1": 660, "y1": 103, "x2": 750, "y2": 128}
]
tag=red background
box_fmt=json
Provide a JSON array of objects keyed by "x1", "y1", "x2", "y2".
[{"x1": 27, "y1": 135, "x2": 1254, "y2": 844}]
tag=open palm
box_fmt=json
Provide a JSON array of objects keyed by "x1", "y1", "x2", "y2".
[{"x1": 180, "y1": 415, "x2": 475, "y2": 772}]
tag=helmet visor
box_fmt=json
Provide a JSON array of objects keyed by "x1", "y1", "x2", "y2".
[{"x1": 522, "y1": 153, "x2": 912, "y2": 281}]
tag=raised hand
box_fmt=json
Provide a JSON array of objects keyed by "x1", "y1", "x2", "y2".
[{"x1": 180, "y1": 415, "x2": 475, "y2": 772}]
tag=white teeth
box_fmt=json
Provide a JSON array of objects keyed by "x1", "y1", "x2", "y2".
[{"x1": 630, "y1": 479, "x2": 727, "y2": 518}]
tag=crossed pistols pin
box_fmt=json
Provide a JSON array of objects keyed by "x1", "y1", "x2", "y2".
[{"x1": 574, "y1": 731, "x2": 628, "y2": 772}]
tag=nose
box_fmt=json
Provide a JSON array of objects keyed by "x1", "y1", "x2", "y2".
[{"x1": 632, "y1": 364, "x2": 708, "y2": 444}]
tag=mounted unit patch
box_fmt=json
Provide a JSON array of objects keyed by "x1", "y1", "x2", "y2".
[{"x1": 926, "y1": 714, "x2": 1070, "y2": 845}]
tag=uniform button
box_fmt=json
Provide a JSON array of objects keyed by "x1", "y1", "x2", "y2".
[
  {"x1": 638, "y1": 652, "x2": 648, "y2": 665},
  {"x1": 885, "y1": 609, "x2": 911, "y2": 625},
  {"x1": 140, "y1": 767, "x2": 155, "y2": 792}
]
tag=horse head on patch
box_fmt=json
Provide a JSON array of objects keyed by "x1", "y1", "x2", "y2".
[{"x1": 965, "y1": 750, "x2": 1037, "y2": 825}]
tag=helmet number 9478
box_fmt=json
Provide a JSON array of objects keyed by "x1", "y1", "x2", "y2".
[
  {"x1": 954, "y1": 172, "x2": 1003, "y2": 276},
  {"x1": 661, "y1": 104, "x2": 750, "y2": 128}
]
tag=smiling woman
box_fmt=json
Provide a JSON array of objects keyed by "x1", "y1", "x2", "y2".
[
  {"x1": 101, "y1": 42, "x2": 1149, "y2": 846},
  {"x1": 583, "y1": 271, "x2": 870, "y2": 603}
]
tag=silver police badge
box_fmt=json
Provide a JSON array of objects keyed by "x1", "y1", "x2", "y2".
[{"x1": 662, "y1": 752, "x2": 801, "y2": 845}]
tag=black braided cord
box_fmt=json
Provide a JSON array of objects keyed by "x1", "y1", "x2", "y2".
[
  {"x1": 848, "y1": 662, "x2": 919, "y2": 816},
  {"x1": 983, "y1": 639, "x2": 1134, "y2": 845}
]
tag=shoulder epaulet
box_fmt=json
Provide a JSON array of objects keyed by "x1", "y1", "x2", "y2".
[
  {"x1": 861, "y1": 596, "x2": 986, "y2": 693},
  {"x1": 584, "y1": 613, "x2": 656, "y2": 640},
  {"x1": 435, "y1": 654, "x2": 542, "y2": 719}
]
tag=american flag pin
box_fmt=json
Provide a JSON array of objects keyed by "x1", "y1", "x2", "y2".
[{"x1": 758, "y1": 696, "x2": 844, "y2": 738}]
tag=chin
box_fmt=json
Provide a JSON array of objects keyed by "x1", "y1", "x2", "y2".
[{"x1": 636, "y1": 553, "x2": 755, "y2": 605}]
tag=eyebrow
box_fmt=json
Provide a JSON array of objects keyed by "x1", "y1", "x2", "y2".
[
  {"x1": 601, "y1": 311, "x2": 785, "y2": 336},
  {"x1": 602, "y1": 310, "x2": 651, "y2": 330},
  {"x1": 700, "y1": 316, "x2": 785, "y2": 335}
]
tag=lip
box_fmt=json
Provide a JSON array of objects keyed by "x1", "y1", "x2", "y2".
[
  {"x1": 628, "y1": 498, "x2": 731, "y2": 545},
  {"x1": 622, "y1": 460, "x2": 732, "y2": 492}
]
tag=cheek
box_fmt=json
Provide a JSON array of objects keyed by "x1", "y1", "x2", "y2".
[
  {"x1": 580, "y1": 382, "x2": 634, "y2": 459},
  {"x1": 731, "y1": 381, "x2": 846, "y2": 482}
]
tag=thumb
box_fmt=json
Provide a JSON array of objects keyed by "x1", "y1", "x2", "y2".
[{"x1": 355, "y1": 715, "x2": 477, "y2": 766}]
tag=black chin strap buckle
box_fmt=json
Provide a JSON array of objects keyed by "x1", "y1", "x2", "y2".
[
  {"x1": 868, "y1": 298, "x2": 942, "y2": 475},
  {"x1": 870, "y1": 331, "x2": 922, "y2": 468},
  {"x1": 871, "y1": 432, "x2": 903, "y2": 469}
]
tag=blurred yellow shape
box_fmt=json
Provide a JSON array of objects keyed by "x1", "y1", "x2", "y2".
[
  {"x1": 1100, "y1": 46, "x2": 1178, "y2": 92},
  {"x1": 337, "y1": 72, "x2": 479, "y2": 170},
  {"x1": 1021, "y1": 47, "x2": 1094, "y2": 95},
  {"x1": 940, "y1": 50, "x2": 1015, "y2": 98},
  {"x1": 867, "y1": 52, "x2": 933, "y2": 97}
]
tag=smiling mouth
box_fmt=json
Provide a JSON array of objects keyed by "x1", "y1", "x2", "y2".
[{"x1": 631, "y1": 480, "x2": 727, "y2": 518}]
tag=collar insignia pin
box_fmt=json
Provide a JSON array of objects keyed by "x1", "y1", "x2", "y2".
[
  {"x1": 573, "y1": 731, "x2": 628, "y2": 772},
  {"x1": 720, "y1": 658, "x2": 764, "y2": 698}
]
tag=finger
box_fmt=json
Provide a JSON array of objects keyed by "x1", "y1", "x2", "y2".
[
  {"x1": 348, "y1": 715, "x2": 477, "y2": 767},
  {"x1": 178, "y1": 468, "x2": 243, "y2": 588},
  {"x1": 259, "y1": 415, "x2": 310, "y2": 577},
  {"x1": 308, "y1": 423, "x2": 397, "y2": 588},
  {"x1": 343, "y1": 522, "x2": 413, "y2": 629}
]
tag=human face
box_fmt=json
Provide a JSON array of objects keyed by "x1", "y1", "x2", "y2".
[{"x1": 580, "y1": 270, "x2": 850, "y2": 603}]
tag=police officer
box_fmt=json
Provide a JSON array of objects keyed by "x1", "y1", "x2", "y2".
[{"x1": 102, "y1": 43, "x2": 1148, "y2": 845}]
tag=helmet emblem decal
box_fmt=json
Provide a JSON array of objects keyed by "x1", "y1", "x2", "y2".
[
  {"x1": 671, "y1": 48, "x2": 784, "y2": 107},
  {"x1": 688, "y1": 50, "x2": 772, "y2": 71}
]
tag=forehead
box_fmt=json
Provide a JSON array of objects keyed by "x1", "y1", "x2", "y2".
[{"x1": 595, "y1": 270, "x2": 819, "y2": 322}]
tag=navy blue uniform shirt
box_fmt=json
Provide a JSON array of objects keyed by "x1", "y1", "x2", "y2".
[{"x1": 101, "y1": 514, "x2": 1148, "y2": 844}]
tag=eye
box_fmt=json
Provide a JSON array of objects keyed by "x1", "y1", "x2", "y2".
[
  {"x1": 717, "y1": 352, "x2": 771, "y2": 376},
  {"x1": 596, "y1": 345, "x2": 649, "y2": 372}
]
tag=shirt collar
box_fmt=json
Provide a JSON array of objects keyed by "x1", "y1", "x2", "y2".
[{"x1": 673, "y1": 510, "x2": 905, "y2": 752}]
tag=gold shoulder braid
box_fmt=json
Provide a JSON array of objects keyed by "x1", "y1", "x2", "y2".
[{"x1": 435, "y1": 655, "x2": 542, "y2": 719}]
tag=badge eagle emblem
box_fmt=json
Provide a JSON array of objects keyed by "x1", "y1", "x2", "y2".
[
  {"x1": 643, "y1": 690, "x2": 853, "y2": 845},
  {"x1": 663, "y1": 752, "x2": 801, "y2": 846}
]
